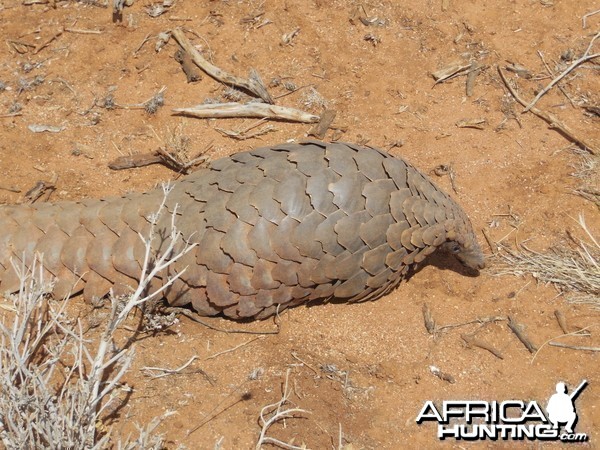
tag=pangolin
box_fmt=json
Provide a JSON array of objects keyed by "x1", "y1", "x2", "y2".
[{"x1": 0, "y1": 141, "x2": 484, "y2": 319}]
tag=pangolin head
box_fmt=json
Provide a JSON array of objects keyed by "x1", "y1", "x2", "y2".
[
  {"x1": 440, "y1": 239, "x2": 485, "y2": 270},
  {"x1": 442, "y1": 208, "x2": 486, "y2": 271}
]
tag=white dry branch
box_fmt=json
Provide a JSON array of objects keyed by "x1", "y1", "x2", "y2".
[
  {"x1": 256, "y1": 369, "x2": 310, "y2": 450},
  {"x1": 173, "y1": 101, "x2": 320, "y2": 123},
  {"x1": 0, "y1": 184, "x2": 195, "y2": 449}
]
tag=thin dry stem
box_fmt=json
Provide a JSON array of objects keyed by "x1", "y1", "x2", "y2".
[
  {"x1": 256, "y1": 369, "x2": 309, "y2": 450},
  {"x1": 523, "y1": 31, "x2": 600, "y2": 112}
]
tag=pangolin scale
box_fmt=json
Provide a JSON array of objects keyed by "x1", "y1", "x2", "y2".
[{"x1": 0, "y1": 141, "x2": 484, "y2": 319}]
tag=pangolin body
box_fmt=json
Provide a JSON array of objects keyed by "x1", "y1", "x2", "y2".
[{"x1": 0, "y1": 141, "x2": 484, "y2": 319}]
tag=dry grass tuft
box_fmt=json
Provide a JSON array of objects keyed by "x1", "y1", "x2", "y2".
[
  {"x1": 494, "y1": 214, "x2": 599, "y2": 307},
  {"x1": 571, "y1": 149, "x2": 599, "y2": 207}
]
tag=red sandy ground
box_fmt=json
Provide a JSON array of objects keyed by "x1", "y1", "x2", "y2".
[{"x1": 0, "y1": 1, "x2": 598, "y2": 448}]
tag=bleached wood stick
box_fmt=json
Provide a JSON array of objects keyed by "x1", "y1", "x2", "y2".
[{"x1": 173, "y1": 102, "x2": 320, "y2": 123}]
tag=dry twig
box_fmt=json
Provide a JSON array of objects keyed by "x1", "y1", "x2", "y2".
[
  {"x1": 429, "y1": 366, "x2": 455, "y2": 384},
  {"x1": 256, "y1": 369, "x2": 309, "y2": 450},
  {"x1": 33, "y1": 29, "x2": 63, "y2": 54},
  {"x1": 432, "y1": 61, "x2": 472, "y2": 85},
  {"x1": 64, "y1": 27, "x2": 103, "y2": 35},
  {"x1": 461, "y1": 333, "x2": 504, "y2": 359},
  {"x1": 523, "y1": 31, "x2": 600, "y2": 112},
  {"x1": 308, "y1": 109, "x2": 336, "y2": 139},
  {"x1": 206, "y1": 336, "x2": 264, "y2": 360},
  {"x1": 108, "y1": 152, "x2": 163, "y2": 170},
  {"x1": 173, "y1": 102, "x2": 319, "y2": 123},
  {"x1": 436, "y1": 316, "x2": 506, "y2": 332},
  {"x1": 531, "y1": 325, "x2": 596, "y2": 362},
  {"x1": 554, "y1": 310, "x2": 570, "y2": 334},
  {"x1": 583, "y1": 10, "x2": 600, "y2": 28},
  {"x1": 507, "y1": 315, "x2": 538, "y2": 353},
  {"x1": 498, "y1": 66, "x2": 598, "y2": 154},
  {"x1": 549, "y1": 342, "x2": 600, "y2": 352},
  {"x1": 142, "y1": 355, "x2": 202, "y2": 379},
  {"x1": 421, "y1": 303, "x2": 436, "y2": 334},
  {"x1": 171, "y1": 28, "x2": 273, "y2": 103},
  {"x1": 215, "y1": 118, "x2": 277, "y2": 140},
  {"x1": 482, "y1": 228, "x2": 498, "y2": 254},
  {"x1": 175, "y1": 46, "x2": 202, "y2": 82}
]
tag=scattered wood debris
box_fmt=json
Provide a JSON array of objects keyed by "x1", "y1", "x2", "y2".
[
  {"x1": 281, "y1": 27, "x2": 300, "y2": 45},
  {"x1": 34, "y1": 28, "x2": 63, "y2": 55},
  {"x1": 64, "y1": 27, "x2": 103, "y2": 35},
  {"x1": 146, "y1": 0, "x2": 173, "y2": 18},
  {"x1": 215, "y1": 119, "x2": 277, "y2": 140},
  {"x1": 505, "y1": 61, "x2": 533, "y2": 79},
  {"x1": 583, "y1": 105, "x2": 600, "y2": 117},
  {"x1": 109, "y1": 146, "x2": 210, "y2": 174},
  {"x1": 482, "y1": 228, "x2": 498, "y2": 255},
  {"x1": 421, "y1": 303, "x2": 436, "y2": 335},
  {"x1": 108, "y1": 86, "x2": 166, "y2": 114},
  {"x1": 554, "y1": 310, "x2": 570, "y2": 335},
  {"x1": 108, "y1": 152, "x2": 164, "y2": 170},
  {"x1": 456, "y1": 118, "x2": 486, "y2": 130},
  {"x1": 23, "y1": 178, "x2": 56, "y2": 203},
  {"x1": 432, "y1": 60, "x2": 471, "y2": 85},
  {"x1": 175, "y1": 46, "x2": 202, "y2": 82},
  {"x1": 498, "y1": 67, "x2": 598, "y2": 155},
  {"x1": 240, "y1": 8, "x2": 271, "y2": 29},
  {"x1": 141, "y1": 355, "x2": 207, "y2": 380},
  {"x1": 582, "y1": 8, "x2": 600, "y2": 28},
  {"x1": 465, "y1": 61, "x2": 483, "y2": 96},
  {"x1": 549, "y1": 342, "x2": 600, "y2": 352},
  {"x1": 308, "y1": 109, "x2": 336, "y2": 139},
  {"x1": 507, "y1": 315, "x2": 538, "y2": 353},
  {"x1": 7, "y1": 39, "x2": 35, "y2": 54},
  {"x1": 28, "y1": 124, "x2": 65, "y2": 133},
  {"x1": 0, "y1": 112, "x2": 22, "y2": 119},
  {"x1": 171, "y1": 28, "x2": 273, "y2": 104},
  {"x1": 523, "y1": 31, "x2": 600, "y2": 112},
  {"x1": 461, "y1": 333, "x2": 504, "y2": 359},
  {"x1": 113, "y1": 149, "x2": 207, "y2": 173},
  {"x1": 350, "y1": 4, "x2": 387, "y2": 27},
  {"x1": 429, "y1": 366, "x2": 455, "y2": 384}
]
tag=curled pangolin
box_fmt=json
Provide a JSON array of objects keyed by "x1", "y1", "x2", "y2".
[{"x1": 0, "y1": 141, "x2": 484, "y2": 319}]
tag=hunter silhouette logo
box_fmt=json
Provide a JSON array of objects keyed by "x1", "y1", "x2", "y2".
[
  {"x1": 416, "y1": 380, "x2": 589, "y2": 442},
  {"x1": 546, "y1": 380, "x2": 587, "y2": 435}
]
